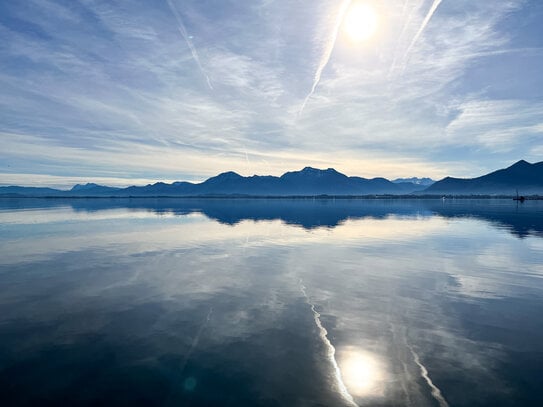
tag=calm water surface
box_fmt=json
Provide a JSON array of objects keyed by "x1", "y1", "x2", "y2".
[{"x1": 0, "y1": 198, "x2": 542, "y2": 406}]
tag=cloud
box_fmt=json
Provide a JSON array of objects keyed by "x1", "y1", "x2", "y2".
[
  {"x1": 402, "y1": 0, "x2": 443, "y2": 69},
  {"x1": 0, "y1": 0, "x2": 539, "y2": 185},
  {"x1": 446, "y1": 100, "x2": 543, "y2": 152},
  {"x1": 299, "y1": 0, "x2": 352, "y2": 116},
  {"x1": 165, "y1": 0, "x2": 213, "y2": 89}
]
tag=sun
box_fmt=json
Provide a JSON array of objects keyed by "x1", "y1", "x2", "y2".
[{"x1": 343, "y1": 3, "x2": 379, "y2": 43}]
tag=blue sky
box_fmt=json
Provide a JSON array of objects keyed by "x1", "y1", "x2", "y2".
[{"x1": 1, "y1": 0, "x2": 542, "y2": 187}]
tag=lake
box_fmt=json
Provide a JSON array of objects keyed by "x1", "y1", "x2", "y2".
[{"x1": 0, "y1": 198, "x2": 542, "y2": 406}]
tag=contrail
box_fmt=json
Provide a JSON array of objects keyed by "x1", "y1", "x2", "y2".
[
  {"x1": 166, "y1": 0, "x2": 213, "y2": 90},
  {"x1": 300, "y1": 280, "x2": 357, "y2": 407},
  {"x1": 403, "y1": 0, "x2": 444, "y2": 65},
  {"x1": 408, "y1": 344, "x2": 449, "y2": 407},
  {"x1": 299, "y1": 0, "x2": 352, "y2": 116},
  {"x1": 388, "y1": 0, "x2": 418, "y2": 76}
]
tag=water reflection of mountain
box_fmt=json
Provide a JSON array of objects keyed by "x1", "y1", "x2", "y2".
[{"x1": 2, "y1": 198, "x2": 542, "y2": 238}]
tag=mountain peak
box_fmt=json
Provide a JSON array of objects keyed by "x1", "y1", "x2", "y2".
[
  {"x1": 426, "y1": 159, "x2": 543, "y2": 194},
  {"x1": 203, "y1": 171, "x2": 243, "y2": 185},
  {"x1": 509, "y1": 159, "x2": 531, "y2": 168},
  {"x1": 300, "y1": 167, "x2": 320, "y2": 173},
  {"x1": 215, "y1": 171, "x2": 242, "y2": 178},
  {"x1": 71, "y1": 183, "x2": 100, "y2": 191},
  {"x1": 298, "y1": 167, "x2": 341, "y2": 175}
]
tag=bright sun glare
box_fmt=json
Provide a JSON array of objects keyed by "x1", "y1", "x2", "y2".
[
  {"x1": 339, "y1": 348, "x2": 385, "y2": 398},
  {"x1": 343, "y1": 3, "x2": 379, "y2": 43}
]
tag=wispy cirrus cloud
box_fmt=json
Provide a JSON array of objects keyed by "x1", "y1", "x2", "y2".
[
  {"x1": 166, "y1": 0, "x2": 213, "y2": 89},
  {"x1": 402, "y1": 0, "x2": 444, "y2": 68},
  {"x1": 299, "y1": 0, "x2": 352, "y2": 116},
  {"x1": 446, "y1": 99, "x2": 543, "y2": 152}
]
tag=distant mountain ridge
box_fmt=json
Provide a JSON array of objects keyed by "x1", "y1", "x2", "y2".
[
  {"x1": 117, "y1": 167, "x2": 425, "y2": 196},
  {"x1": 1, "y1": 160, "x2": 541, "y2": 197},
  {"x1": 393, "y1": 177, "x2": 435, "y2": 186},
  {"x1": 426, "y1": 160, "x2": 543, "y2": 195},
  {"x1": 71, "y1": 183, "x2": 121, "y2": 194}
]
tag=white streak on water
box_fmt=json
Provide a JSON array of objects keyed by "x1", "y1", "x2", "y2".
[
  {"x1": 300, "y1": 281, "x2": 358, "y2": 407},
  {"x1": 299, "y1": 0, "x2": 352, "y2": 116},
  {"x1": 402, "y1": 0, "x2": 444, "y2": 69},
  {"x1": 408, "y1": 344, "x2": 449, "y2": 407},
  {"x1": 166, "y1": 0, "x2": 213, "y2": 90}
]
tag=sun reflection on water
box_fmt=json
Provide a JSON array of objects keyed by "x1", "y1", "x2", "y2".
[{"x1": 337, "y1": 347, "x2": 386, "y2": 399}]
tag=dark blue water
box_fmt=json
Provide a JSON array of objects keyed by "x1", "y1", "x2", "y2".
[{"x1": 0, "y1": 198, "x2": 542, "y2": 406}]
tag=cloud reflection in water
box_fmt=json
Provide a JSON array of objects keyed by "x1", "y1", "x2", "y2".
[{"x1": 0, "y1": 198, "x2": 542, "y2": 405}]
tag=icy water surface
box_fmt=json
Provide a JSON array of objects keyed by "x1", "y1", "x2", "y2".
[{"x1": 0, "y1": 198, "x2": 542, "y2": 406}]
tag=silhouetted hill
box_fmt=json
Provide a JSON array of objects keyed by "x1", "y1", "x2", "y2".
[
  {"x1": 425, "y1": 160, "x2": 543, "y2": 195},
  {"x1": 2, "y1": 161, "x2": 541, "y2": 197},
  {"x1": 0, "y1": 167, "x2": 413, "y2": 197},
  {"x1": 0, "y1": 186, "x2": 62, "y2": 196},
  {"x1": 70, "y1": 183, "x2": 121, "y2": 195}
]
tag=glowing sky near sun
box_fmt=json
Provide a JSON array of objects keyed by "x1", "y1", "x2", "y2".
[{"x1": 343, "y1": 3, "x2": 379, "y2": 42}]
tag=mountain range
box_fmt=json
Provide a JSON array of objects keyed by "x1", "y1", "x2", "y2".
[
  {"x1": 426, "y1": 160, "x2": 543, "y2": 195},
  {"x1": 1, "y1": 160, "x2": 541, "y2": 197}
]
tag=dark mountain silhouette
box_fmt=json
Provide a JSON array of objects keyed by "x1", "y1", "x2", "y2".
[
  {"x1": 0, "y1": 167, "x2": 416, "y2": 197},
  {"x1": 1, "y1": 161, "x2": 541, "y2": 197},
  {"x1": 0, "y1": 186, "x2": 62, "y2": 196},
  {"x1": 70, "y1": 183, "x2": 121, "y2": 195},
  {"x1": 425, "y1": 160, "x2": 543, "y2": 195},
  {"x1": 140, "y1": 167, "x2": 435, "y2": 195}
]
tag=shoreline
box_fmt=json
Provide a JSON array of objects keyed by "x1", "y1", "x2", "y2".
[{"x1": 1, "y1": 194, "x2": 543, "y2": 200}]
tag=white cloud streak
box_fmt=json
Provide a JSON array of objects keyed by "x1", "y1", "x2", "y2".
[
  {"x1": 446, "y1": 100, "x2": 543, "y2": 152},
  {"x1": 389, "y1": 0, "x2": 420, "y2": 75},
  {"x1": 166, "y1": 0, "x2": 213, "y2": 90},
  {"x1": 299, "y1": 0, "x2": 352, "y2": 116},
  {"x1": 402, "y1": 0, "x2": 444, "y2": 68}
]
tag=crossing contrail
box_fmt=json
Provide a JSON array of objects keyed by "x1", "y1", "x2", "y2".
[
  {"x1": 299, "y1": 0, "x2": 352, "y2": 116},
  {"x1": 389, "y1": 0, "x2": 418, "y2": 75},
  {"x1": 403, "y1": 0, "x2": 444, "y2": 65},
  {"x1": 166, "y1": 0, "x2": 213, "y2": 90}
]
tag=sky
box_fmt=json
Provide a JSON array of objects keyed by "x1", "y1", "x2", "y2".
[{"x1": 1, "y1": 0, "x2": 542, "y2": 188}]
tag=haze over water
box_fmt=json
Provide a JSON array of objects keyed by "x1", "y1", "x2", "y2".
[{"x1": 1, "y1": 198, "x2": 542, "y2": 406}]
